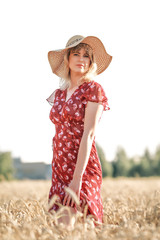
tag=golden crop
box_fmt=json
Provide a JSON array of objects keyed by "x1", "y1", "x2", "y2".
[{"x1": 0, "y1": 178, "x2": 160, "y2": 240}]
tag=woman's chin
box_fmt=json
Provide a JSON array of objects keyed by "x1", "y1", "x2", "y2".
[{"x1": 75, "y1": 69, "x2": 87, "y2": 74}]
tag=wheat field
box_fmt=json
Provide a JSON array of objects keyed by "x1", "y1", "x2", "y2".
[{"x1": 0, "y1": 178, "x2": 160, "y2": 240}]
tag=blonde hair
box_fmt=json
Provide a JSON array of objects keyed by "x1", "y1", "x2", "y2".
[{"x1": 59, "y1": 43, "x2": 97, "y2": 90}]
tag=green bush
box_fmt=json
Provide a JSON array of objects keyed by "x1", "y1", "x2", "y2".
[{"x1": 0, "y1": 151, "x2": 14, "y2": 181}]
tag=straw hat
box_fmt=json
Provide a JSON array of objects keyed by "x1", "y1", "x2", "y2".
[{"x1": 48, "y1": 35, "x2": 112, "y2": 78}]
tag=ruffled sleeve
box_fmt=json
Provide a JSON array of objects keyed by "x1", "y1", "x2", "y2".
[
  {"x1": 46, "y1": 89, "x2": 59, "y2": 106},
  {"x1": 82, "y1": 81, "x2": 110, "y2": 111}
]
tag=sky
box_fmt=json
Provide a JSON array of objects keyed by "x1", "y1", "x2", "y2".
[{"x1": 0, "y1": 0, "x2": 160, "y2": 163}]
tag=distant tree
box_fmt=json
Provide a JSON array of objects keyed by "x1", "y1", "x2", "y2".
[
  {"x1": 96, "y1": 143, "x2": 113, "y2": 177},
  {"x1": 127, "y1": 157, "x2": 140, "y2": 177},
  {"x1": 112, "y1": 146, "x2": 131, "y2": 177},
  {"x1": 153, "y1": 145, "x2": 160, "y2": 175},
  {"x1": 137, "y1": 148, "x2": 154, "y2": 176},
  {"x1": 0, "y1": 151, "x2": 14, "y2": 181}
]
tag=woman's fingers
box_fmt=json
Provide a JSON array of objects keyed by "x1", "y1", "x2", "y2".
[
  {"x1": 63, "y1": 195, "x2": 68, "y2": 205},
  {"x1": 63, "y1": 194, "x2": 71, "y2": 206},
  {"x1": 63, "y1": 194, "x2": 75, "y2": 207},
  {"x1": 66, "y1": 195, "x2": 71, "y2": 206}
]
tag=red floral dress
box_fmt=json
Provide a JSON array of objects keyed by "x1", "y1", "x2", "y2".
[{"x1": 47, "y1": 80, "x2": 110, "y2": 223}]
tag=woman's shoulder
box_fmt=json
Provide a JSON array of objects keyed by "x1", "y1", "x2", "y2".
[
  {"x1": 83, "y1": 80, "x2": 105, "y2": 92},
  {"x1": 82, "y1": 80, "x2": 110, "y2": 111}
]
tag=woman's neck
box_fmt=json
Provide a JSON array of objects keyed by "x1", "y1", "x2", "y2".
[{"x1": 69, "y1": 72, "x2": 84, "y2": 89}]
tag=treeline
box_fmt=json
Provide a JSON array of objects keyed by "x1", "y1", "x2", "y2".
[
  {"x1": 1, "y1": 144, "x2": 160, "y2": 181},
  {"x1": 96, "y1": 144, "x2": 160, "y2": 178}
]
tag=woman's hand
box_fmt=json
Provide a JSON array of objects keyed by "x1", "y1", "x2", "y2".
[{"x1": 63, "y1": 178, "x2": 82, "y2": 207}]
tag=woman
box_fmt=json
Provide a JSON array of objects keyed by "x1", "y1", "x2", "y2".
[{"x1": 46, "y1": 35, "x2": 112, "y2": 226}]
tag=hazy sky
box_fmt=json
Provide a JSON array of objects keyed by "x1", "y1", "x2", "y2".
[{"x1": 0, "y1": 0, "x2": 160, "y2": 163}]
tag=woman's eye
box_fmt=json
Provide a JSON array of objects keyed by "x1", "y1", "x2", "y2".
[
  {"x1": 74, "y1": 53, "x2": 79, "y2": 56},
  {"x1": 84, "y1": 55, "x2": 89, "y2": 58}
]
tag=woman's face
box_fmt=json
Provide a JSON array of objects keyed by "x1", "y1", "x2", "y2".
[{"x1": 68, "y1": 48, "x2": 91, "y2": 75}]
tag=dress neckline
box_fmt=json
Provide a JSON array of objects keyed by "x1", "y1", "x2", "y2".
[{"x1": 64, "y1": 81, "x2": 89, "y2": 103}]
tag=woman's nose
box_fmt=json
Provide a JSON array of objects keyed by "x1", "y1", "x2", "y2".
[{"x1": 79, "y1": 55, "x2": 84, "y2": 61}]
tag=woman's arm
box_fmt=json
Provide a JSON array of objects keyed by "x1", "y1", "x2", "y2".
[
  {"x1": 73, "y1": 101, "x2": 104, "y2": 180},
  {"x1": 63, "y1": 101, "x2": 104, "y2": 206}
]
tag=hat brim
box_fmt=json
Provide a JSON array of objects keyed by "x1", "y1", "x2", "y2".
[{"x1": 48, "y1": 36, "x2": 112, "y2": 78}]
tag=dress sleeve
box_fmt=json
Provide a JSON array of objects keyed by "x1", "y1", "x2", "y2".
[
  {"x1": 46, "y1": 89, "x2": 59, "y2": 106},
  {"x1": 82, "y1": 81, "x2": 110, "y2": 111}
]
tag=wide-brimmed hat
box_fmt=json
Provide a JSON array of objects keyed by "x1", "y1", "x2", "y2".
[{"x1": 48, "y1": 35, "x2": 112, "y2": 78}]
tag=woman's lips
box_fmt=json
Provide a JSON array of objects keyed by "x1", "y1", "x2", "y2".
[{"x1": 76, "y1": 64, "x2": 84, "y2": 67}]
